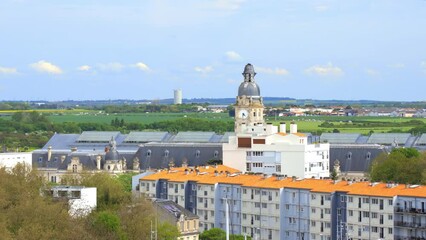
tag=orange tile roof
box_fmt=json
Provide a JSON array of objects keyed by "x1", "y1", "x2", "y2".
[
  {"x1": 140, "y1": 165, "x2": 426, "y2": 198},
  {"x1": 276, "y1": 133, "x2": 287, "y2": 136},
  {"x1": 292, "y1": 133, "x2": 306, "y2": 137}
]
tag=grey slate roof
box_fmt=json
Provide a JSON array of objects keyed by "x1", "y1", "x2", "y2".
[
  {"x1": 123, "y1": 131, "x2": 170, "y2": 143},
  {"x1": 170, "y1": 132, "x2": 216, "y2": 143},
  {"x1": 320, "y1": 133, "x2": 361, "y2": 144},
  {"x1": 416, "y1": 134, "x2": 426, "y2": 145},
  {"x1": 367, "y1": 133, "x2": 411, "y2": 145},
  {"x1": 329, "y1": 145, "x2": 387, "y2": 173},
  {"x1": 77, "y1": 131, "x2": 120, "y2": 143}
]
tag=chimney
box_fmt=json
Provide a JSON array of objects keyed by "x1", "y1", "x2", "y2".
[
  {"x1": 96, "y1": 155, "x2": 102, "y2": 170},
  {"x1": 290, "y1": 122, "x2": 297, "y2": 134},
  {"x1": 47, "y1": 146, "x2": 52, "y2": 162},
  {"x1": 279, "y1": 122, "x2": 286, "y2": 134},
  {"x1": 266, "y1": 123, "x2": 273, "y2": 134}
]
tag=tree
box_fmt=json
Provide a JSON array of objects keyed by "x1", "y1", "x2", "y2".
[
  {"x1": 369, "y1": 149, "x2": 426, "y2": 184},
  {"x1": 157, "y1": 222, "x2": 180, "y2": 240},
  {"x1": 200, "y1": 228, "x2": 251, "y2": 240}
]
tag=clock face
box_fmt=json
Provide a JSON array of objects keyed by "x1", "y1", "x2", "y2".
[{"x1": 239, "y1": 109, "x2": 248, "y2": 119}]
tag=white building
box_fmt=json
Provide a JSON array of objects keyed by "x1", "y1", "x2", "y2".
[
  {"x1": 0, "y1": 152, "x2": 32, "y2": 171},
  {"x1": 223, "y1": 64, "x2": 330, "y2": 179},
  {"x1": 49, "y1": 186, "x2": 97, "y2": 217}
]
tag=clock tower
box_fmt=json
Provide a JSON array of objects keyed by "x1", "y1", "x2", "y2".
[{"x1": 234, "y1": 63, "x2": 265, "y2": 134}]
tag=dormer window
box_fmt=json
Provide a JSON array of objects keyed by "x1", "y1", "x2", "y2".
[
  {"x1": 164, "y1": 150, "x2": 169, "y2": 157},
  {"x1": 54, "y1": 157, "x2": 58, "y2": 162},
  {"x1": 366, "y1": 152, "x2": 371, "y2": 160},
  {"x1": 146, "y1": 150, "x2": 152, "y2": 157},
  {"x1": 347, "y1": 152, "x2": 352, "y2": 160},
  {"x1": 38, "y1": 157, "x2": 43, "y2": 162},
  {"x1": 214, "y1": 151, "x2": 219, "y2": 158},
  {"x1": 195, "y1": 150, "x2": 200, "y2": 158}
]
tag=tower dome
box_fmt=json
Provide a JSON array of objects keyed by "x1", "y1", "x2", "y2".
[
  {"x1": 238, "y1": 63, "x2": 260, "y2": 97},
  {"x1": 105, "y1": 137, "x2": 120, "y2": 161}
]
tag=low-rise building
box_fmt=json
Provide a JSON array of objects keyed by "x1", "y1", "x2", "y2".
[
  {"x1": 48, "y1": 186, "x2": 97, "y2": 217},
  {"x1": 0, "y1": 152, "x2": 32, "y2": 171},
  {"x1": 154, "y1": 199, "x2": 199, "y2": 240}
]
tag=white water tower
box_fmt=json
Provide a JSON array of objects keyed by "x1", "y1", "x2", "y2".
[{"x1": 174, "y1": 89, "x2": 182, "y2": 104}]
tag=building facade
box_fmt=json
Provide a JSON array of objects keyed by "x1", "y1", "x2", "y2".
[{"x1": 139, "y1": 166, "x2": 426, "y2": 240}]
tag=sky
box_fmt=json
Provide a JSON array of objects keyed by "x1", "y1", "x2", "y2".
[{"x1": 0, "y1": 0, "x2": 425, "y2": 101}]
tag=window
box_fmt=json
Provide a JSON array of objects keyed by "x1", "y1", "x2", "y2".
[
  {"x1": 311, "y1": 194, "x2": 317, "y2": 200},
  {"x1": 146, "y1": 150, "x2": 151, "y2": 156},
  {"x1": 325, "y1": 208, "x2": 331, "y2": 214},
  {"x1": 388, "y1": 214, "x2": 393, "y2": 220},
  {"x1": 164, "y1": 150, "x2": 169, "y2": 157},
  {"x1": 38, "y1": 157, "x2": 43, "y2": 162},
  {"x1": 388, "y1": 228, "x2": 393, "y2": 234},
  {"x1": 54, "y1": 157, "x2": 58, "y2": 162},
  {"x1": 363, "y1": 211, "x2": 370, "y2": 218},
  {"x1": 372, "y1": 212, "x2": 378, "y2": 218},
  {"x1": 195, "y1": 150, "x2": 200, "y2": 158},
  {"x1": 214, "y1": 151, "x2": 219, "y2": 157},
  {"x1": 349, "y1": 210, "x2": 353, "y2": 216},
  {"x1": 311, "y1": 208, "x2": 316, "y2": 214},
  {"x1": 255, "y1": 202, "x2": 260, "y2": 208},
  {"x1": 372, "y1": 227, "x2": 378, "y2": 233},
  {"x1": 362, "y1": 198, "x2": 370, "y2": 204},
  {"x1": 262, "y1": 203, "x2": 267, "y2": 208},
  {"x1": 388, "y1": 199, "x2": 393, "y2": 205},
  {"x1": 372, "y1": 198, "x2": 378, "y2": 204},
  {"x1": 348, "y1": 196, "x2": 353, "y2": 203}
]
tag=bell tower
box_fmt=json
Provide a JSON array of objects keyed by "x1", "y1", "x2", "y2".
[{"x1": 234, "y1": 63, "x2": 265, "y2": 134}]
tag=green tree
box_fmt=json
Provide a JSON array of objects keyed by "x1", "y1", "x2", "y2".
[
  {"x1": 157, "y1": 222, "x2": 180, "y2": 240},
  {"x1": 369, "y1": 149, "x2": 426, "y2": 184}
]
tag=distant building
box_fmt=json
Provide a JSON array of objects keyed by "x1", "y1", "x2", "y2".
[
  {"x1": 0, "y1": 152, "x2": 32, "y2": 171},
  {"x1": 48, "y1": 186, "x2": 97, "y2": 217},
  {"x1": 174, "y1": 89, "x2": 182, "y2": 105},
  {"x1": 153, "y1": 199, "x2": 199, "y2": 240}
]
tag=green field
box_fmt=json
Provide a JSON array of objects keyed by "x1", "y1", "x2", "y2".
[
  {"x1": 47, "y1": 112, "x2": 232, "y2": 124},
  {"x1": 1, "y1": 109, "x2": 425, "y2": 134}
]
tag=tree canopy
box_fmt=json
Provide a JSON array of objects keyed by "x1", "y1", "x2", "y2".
[{"x1": 369, "y1": 148, "x2": 426, "y2": 184}]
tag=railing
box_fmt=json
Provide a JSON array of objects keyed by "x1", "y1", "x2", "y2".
[
  {"x1": 395, "y1": 207, "x2": 426, "y2": 214},
  {"x1": 395, "y1": 221, "x2": 426, "y2": 229}
]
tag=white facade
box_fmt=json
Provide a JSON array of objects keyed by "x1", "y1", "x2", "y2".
[
  {"x1": 50, "y1": 186, "x2": 97, "y2": 217},
  {"x1": 0, "y1": 152, "x2": 32, "y2": 171},
  {"x1": 174, "y1": 89, "x2": 182, "y2": 105},
  {"x1": 223, "y1": 128, "x2": 330, "y2": 179}
]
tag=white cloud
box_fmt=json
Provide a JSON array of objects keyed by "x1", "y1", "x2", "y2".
[
  {"x1": 77, "y1": 65, "x2": 91, "y2": 71},
  {"x1": 365, "y1": 69, "x2": 380, "y2": 76},
  {"x1": 390, "y1": 63, "x2": 405, "y2": 69},
  {"x1": 214, "y1": 0, "x2": 246, "y2": 11},
  {"x1": 0, "y1": 66, "x2": 17, "y2": 74},
  {"x1": 133, "y1": 62, "x2": 151, "y2": 72},
  {"x1": 97, "y1": 62, "x2": 125, "y2": 72},
  {"x1": 30, "y1": 60, "x2": 63, "y2": 74},
  {"x1": 256, "y1": 66, "x2": 289, "y2": 76},
  {"x1": 305, "y1": 63, "x2": 344, "y2": 77},
  {"x1": 225, "y1": 51, "x2": 243, "y2": 61},
  {"x1": 194, "y1": 66, "x2": 214, "y2": 74},
  {"x1": 315, "y1": 5, "x2": 329, "y2": 11}
]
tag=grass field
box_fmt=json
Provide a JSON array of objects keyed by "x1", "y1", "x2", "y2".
[{"x1": 1, "y1": 109, "x2": 425, "y2": 134}]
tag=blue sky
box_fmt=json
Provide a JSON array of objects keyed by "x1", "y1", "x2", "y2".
[{"x1": 0, "y1": 0, "x2": 425, "y2": 101}]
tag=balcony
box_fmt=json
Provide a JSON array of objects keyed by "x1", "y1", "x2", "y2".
[
  {"x1": 395, "y1": 236, "x2": 426, "y2": 240},
  {"x1": 395, "y1": 207, "x2": 426, "y2": 215},
  {"x1": 395, "y1": 221, "x2": 426, "y2": 229}
]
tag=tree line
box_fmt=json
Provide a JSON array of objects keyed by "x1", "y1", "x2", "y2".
[
  {"x1": 0, "y1": 164, "x2": 179, "y2": 240},
  {"x1": 0, "y1": 112, "x2": 233, "y2": 150}
]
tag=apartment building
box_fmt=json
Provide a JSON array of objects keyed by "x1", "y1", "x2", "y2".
[{"x1": 139, "y1": 166, "x2": 426, "y2": 240}]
